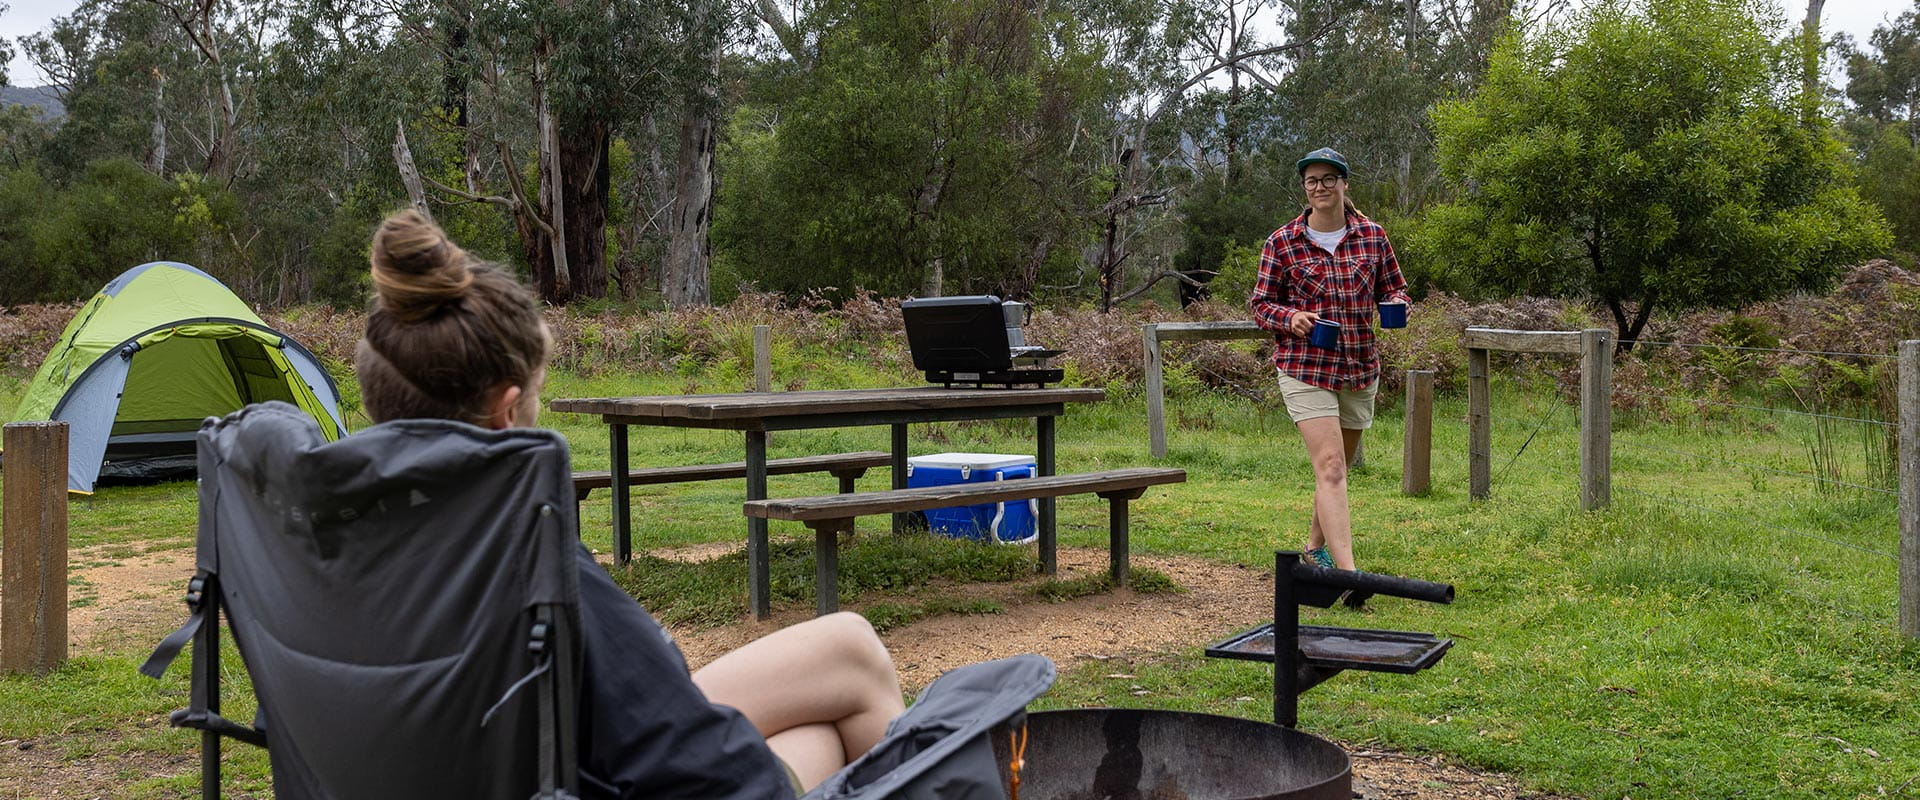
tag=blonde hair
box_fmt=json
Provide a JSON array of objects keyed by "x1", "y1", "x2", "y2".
[{"x1": 354, "y1": 210, "x2": 548, "y2": 425}]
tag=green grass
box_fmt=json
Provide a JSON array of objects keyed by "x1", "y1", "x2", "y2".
[
  {"x1": 1, "y1": 366, "x2": 1914, "y2": 799},
  {"x1": 862, "y1": 597, "x2": 1004, "y2": 633},
  {"x1": 604, "y1": 532, "x2": 1034, "y2": 627},
  {"x1": 1026, "y1": 566, "x2": 1183, "y2": 601}
]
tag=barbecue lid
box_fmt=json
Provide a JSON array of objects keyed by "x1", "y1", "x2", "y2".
[{"x1": 901, "y1": 295, "x2": 1013, "y2": 372}]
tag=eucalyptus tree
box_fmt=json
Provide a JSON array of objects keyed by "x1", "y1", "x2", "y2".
[
  {"x1": 1422, "y1": 0, "x2": 1889, "y2": 349},
  {"x1": 23, "y1": 0, "x2": 207, "y2": 178},
  {"x1": 375, "y1": 0, "x2": 695, "y2": 303},
  {"x1": 718, "y1": 0, "x2": 1152, "y2": 300},
  {"x1": 1840, "y1": 1, "x2": 1920, "y2": 250},
  {"x1": 1, "y1": 3, "x2": 11, "y2": 87}
]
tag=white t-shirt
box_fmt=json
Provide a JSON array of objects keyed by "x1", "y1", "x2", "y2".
[{"x1": 1307, "y1": 225, "x2": 1347, "y2": 254}]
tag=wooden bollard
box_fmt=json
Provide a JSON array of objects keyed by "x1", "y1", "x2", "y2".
[
  {"x1": 1402, "y1": 369, "x2": 1434, "y2": 496},
  {"x1": 2, "y1": 421, "x2": 68, "y2": 674},
  {"x1": 753, "y1": 325, "x2": 772, "y2": 392}
]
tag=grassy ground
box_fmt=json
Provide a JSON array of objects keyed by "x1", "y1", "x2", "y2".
[{"x1": 0, "y1": 366, "x2": 1914, "y2": 799}]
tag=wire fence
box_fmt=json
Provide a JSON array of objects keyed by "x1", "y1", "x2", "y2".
[
  {"x1": 1137, "y1": 327, "x2": 1911, "y2": 633},
  {"x1": 1617, "y1": 338, "x2": 1898, "y2": 361},
  {"x1": 1472, "y1": 337, "x2": 1902, "y2": 623}
]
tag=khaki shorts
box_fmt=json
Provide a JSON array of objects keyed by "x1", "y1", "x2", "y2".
[{"x1": 1276, "y1": 370, "x2": 1377, "y2": 429}]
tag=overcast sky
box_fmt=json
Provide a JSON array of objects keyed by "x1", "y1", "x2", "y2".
[{"x1": 2, "y1": 0, "x2": 1915, "y2": 88}]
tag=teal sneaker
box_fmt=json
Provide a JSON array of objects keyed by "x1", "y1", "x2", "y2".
[{"x1": 1304, "y1": 547, "x2": 1335, "y2": 569}]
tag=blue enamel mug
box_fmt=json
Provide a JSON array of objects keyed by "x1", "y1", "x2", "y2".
[
  {"x1": 1309, "y1": 318, "x2": 1341, "y2": 349},
  {"x1": 1379, "y1": 301, "x2": 1407, "y2": 329}
]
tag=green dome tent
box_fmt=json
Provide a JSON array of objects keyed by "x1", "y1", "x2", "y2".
[{"x1": 12, "y1": 262, "x2": 347, "y2": 493}]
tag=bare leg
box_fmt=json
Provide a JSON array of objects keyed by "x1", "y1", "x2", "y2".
[
  {"x1": 1296, "y1": 417, "x2": 1356, "y2": 570},
  {"x1": 765, "y1": 723, "x2": 847, "y2": 790},
  {"x1": 692, "y1": 612, "x2": 904, "y2": 789},
  {"x1": 1305, "y1": 428, "x2": 1364, "y2": 553}
]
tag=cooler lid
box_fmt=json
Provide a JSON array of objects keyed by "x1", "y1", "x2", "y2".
[{"x1": 907, "y1": 452, "x2": 1035, "y2": 470}]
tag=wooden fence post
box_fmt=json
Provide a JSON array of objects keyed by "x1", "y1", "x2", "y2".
[
  {"x1": 1900, "y1": 340, "x2": 1918, "y2": 638},
  {"x1": 1403, "y1": 369, "x2": 1434, "y2": 496},
  {"x1": 3, "y1": 421, "x2": 68, "y2": 674},
  {"x1": 1580, "y1": 328, "x2": 1613, "y2": 510},
  {"x1": 1144, "y1": 324, "x2": 1167, "y2": 458},
  {"x1": 753, "y1": 325, "x2": 772, "y2": 393},
  {"x1": 1468, "y1": 347, "x2": 1490, "y2": 500}
]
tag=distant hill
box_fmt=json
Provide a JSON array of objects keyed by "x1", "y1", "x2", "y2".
[{"x1": 0, "y1": 85, "x2": 64, "y2": 122}]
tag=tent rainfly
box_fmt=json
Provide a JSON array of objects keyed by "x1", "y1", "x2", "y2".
[{"x1": 11, "y1": 262, "x2": 347, "y2": 493}]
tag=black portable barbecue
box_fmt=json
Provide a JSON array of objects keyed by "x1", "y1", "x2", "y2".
[
  {"x1": 1206, "y1": 551, "x2": 1456, "y2": 728},
  {"x1": 901, "y1": 295, "x2": 1063, "y2": 388}
]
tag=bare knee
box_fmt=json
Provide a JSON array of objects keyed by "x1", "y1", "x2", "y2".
[
  {"x1": 1311, "y1": 453, "x2": 1347, "y2": 487},
  {"x1": 819, "y1": 612, "x2": 896, "y2": 682}
]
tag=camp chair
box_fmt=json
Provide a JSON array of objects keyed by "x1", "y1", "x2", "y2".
[
  {"x1": 805, "y1": 653, "x2": 1055, "y2": 800},
  {"x1": 141, "y1": 401, "x2": 582, "y2": 799}
]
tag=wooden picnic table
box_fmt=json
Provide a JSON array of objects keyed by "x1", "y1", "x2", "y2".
[{"x1": 550, "y1": 386, "x2": 1106, "y2": 619}]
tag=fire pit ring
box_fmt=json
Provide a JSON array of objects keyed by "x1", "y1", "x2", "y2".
[{"x1": 1010, "y1": 708, "x2": 1351, "y2": 800}]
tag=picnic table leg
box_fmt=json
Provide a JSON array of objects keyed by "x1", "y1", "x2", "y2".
[
  {"x1": 1037, "y1": 415, "x2": 1057, "y2": 575},
  {"x1": 611, "y1": 423, "x2": 631, "y2": 565},
  {"x1": 1109, "y1": 497, "x2": 1129, "y2": 586},
  {"x1": 747, "y1": 430, "x2": 771, "y2": 620},
  {"x1": 814, "y1": 523, "x2": 839, "y2": 617},
  {"x1": 890, "y1": 423, "x2": 908, "y2": 535}
]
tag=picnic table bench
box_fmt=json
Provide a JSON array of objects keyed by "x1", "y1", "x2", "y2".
[
  {"x1": 552, "y1": 387, "x2": 1106, "y2": 619},
  {"x1": 572, "y1": 451, "x2": 891, "y2": 502},
  {"x1": 743, "y1": 467, "x2": 1187, "y2": 615}
]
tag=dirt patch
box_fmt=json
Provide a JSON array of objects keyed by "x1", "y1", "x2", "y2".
[
  {"x1": 0, "y1": 728, "x2": 194, "y2": 799},
  {"x1": 24, "y1": 542, "x2": 1574, "y2": 799},
  {"x1": 642, "y1": 544, "x2": 1575, "y2": 800},
  {"x1": 64, "y1": 544, "x2": 195, "y2": 656},
  {"x1": 658, "y1": 547, "x2": 1271, "y2": 680}
]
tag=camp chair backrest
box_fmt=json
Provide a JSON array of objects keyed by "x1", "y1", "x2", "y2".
[{"x1": 144, "y1": 402, "x2": 582, "y2": 800}]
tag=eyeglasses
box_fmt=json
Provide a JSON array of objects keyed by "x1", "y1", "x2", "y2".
[{"x1": 1303, "y1": 175, "x2": 1345, "y2": 189}]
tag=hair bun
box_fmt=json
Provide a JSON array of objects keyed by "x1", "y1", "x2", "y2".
[{"x1": 369, "y1": 209, "x2": 473, "y2": 321}]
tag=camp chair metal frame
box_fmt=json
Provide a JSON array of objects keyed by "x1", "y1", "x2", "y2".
[{"x1": 141, "y1": 405, "x2": 581, "y2": 800}]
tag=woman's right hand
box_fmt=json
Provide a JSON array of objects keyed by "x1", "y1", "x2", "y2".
[{"x1": 1289, "y1": 311, "x2": 1319, "y2": 338}]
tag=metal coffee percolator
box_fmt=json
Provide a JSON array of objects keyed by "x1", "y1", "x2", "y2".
[{"x1": 1002, "y1": 300, "x2": 1031, "y2": 349}]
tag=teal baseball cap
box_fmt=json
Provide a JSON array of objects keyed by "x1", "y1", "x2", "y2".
[{"x1": 1296, "y1": 147, "x2": 1350, "y2": 178}]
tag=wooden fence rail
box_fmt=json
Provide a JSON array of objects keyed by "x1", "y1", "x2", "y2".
[
  {"x1": 1142, "y1": 321, "x2": 1266, "y2": 459},
  {"x1": 1461, "y1": 327, "x2": 1611, "y2": 510}
]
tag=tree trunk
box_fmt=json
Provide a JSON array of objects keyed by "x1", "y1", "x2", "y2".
[
  {"x1": 442, "y1": 8, "x2": 483, "y2": 194},
  {"x1": 532, "y1": 48, "x2": 570, "y2": 302},
  {"x1": 1099, "y1": 197, "x2": 1121, "y2": 311},
  {"x1": 665, "y1": 110, "x2": 716, "y2": 307},
  {"x1": 1801, "y1": 0, "x2": 1826, "y2": 105},
  {"x1": 665, "y1": 0, "x2": 720, "y2": 309},
  {"x1": 204, "y1": 15, "x2": 236, "y2": 181},
  {"x1": 561, "y1": 117, "x2": 611, "y2": 299},
  {"x1": 1398, "y1": 0, "x2": 1419, "y2": 212},
  {"x1": 443, "y1": 16, "x2": 469, "y2": 128},
  {"x1": 1604, "y1": 294, "x2": 1657, "y2": 356},
  {"x1": 393, "y1": 120, "x2": 433, "y2": 221},
  {"x1": 146, "y1": 72, "x2": 166, "y2": 173},
  {"x1": 925, "y1": 257, "x2": 945, "y2": 297}
]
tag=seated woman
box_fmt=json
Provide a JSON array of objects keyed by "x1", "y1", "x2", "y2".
[{"x1": 355, "y1": 209, "x2": 905, "y2": 797}]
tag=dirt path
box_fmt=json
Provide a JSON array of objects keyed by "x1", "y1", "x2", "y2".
[{"x1": 14, "y1": 543, "x2": 1574, "y2": 799}]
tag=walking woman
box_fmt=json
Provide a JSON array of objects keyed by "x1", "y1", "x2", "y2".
[{"x1": 1249, "y1": 147, "x2": 1410, "y2": 573}]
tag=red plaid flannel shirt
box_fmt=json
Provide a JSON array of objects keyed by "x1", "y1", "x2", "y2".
[{"x1": 1249, "y1": 208, "x2": 1409, "y2": 391}]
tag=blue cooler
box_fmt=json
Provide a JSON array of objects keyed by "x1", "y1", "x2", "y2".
[{"x1": 907, "y1": 453, "x2": 1038, "y2": 544}]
